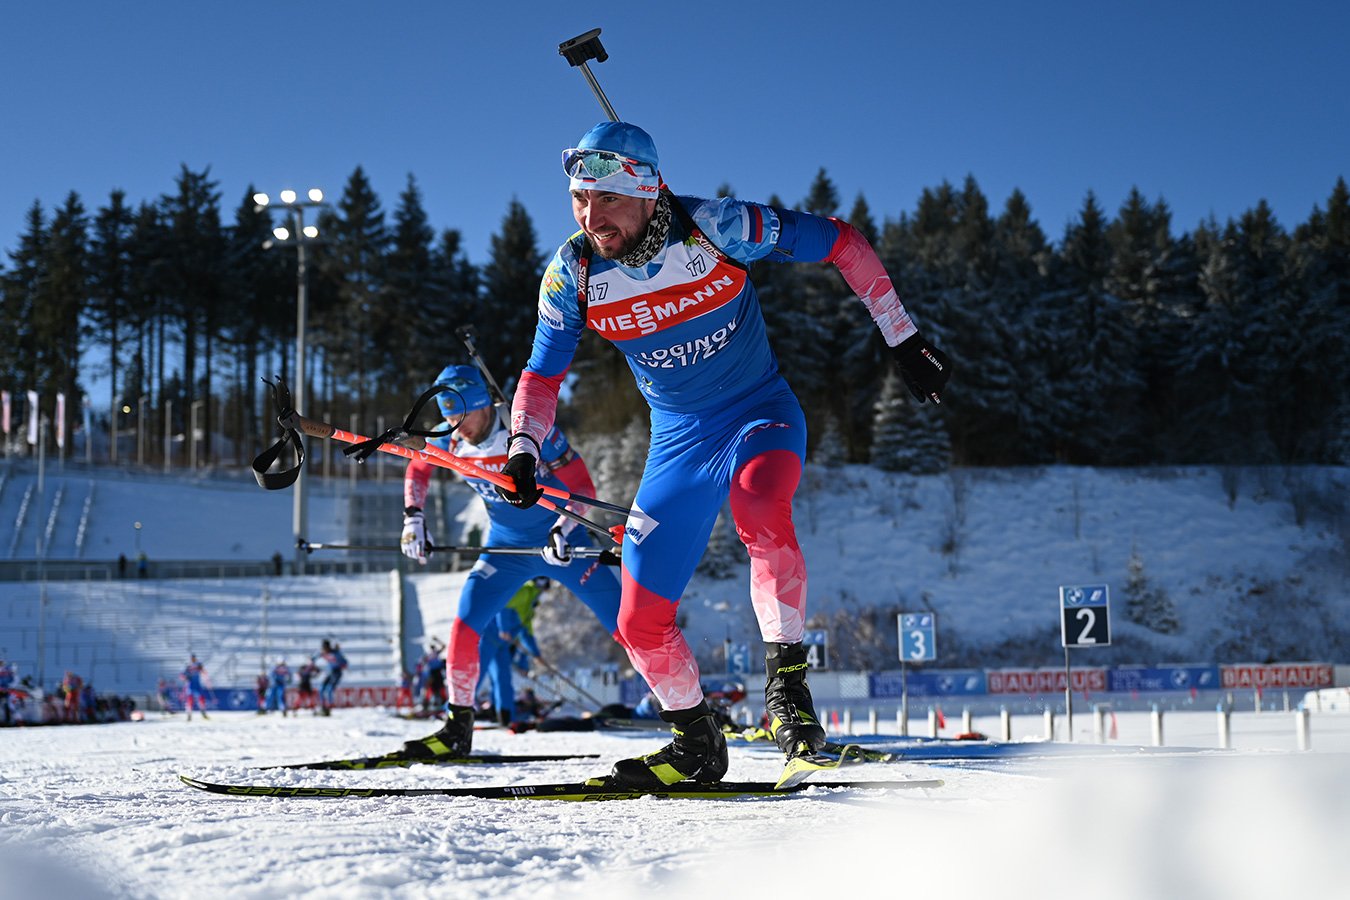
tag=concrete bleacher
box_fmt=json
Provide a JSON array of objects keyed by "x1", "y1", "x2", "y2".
[
  {"x1": 0, "y1": 573, "x2": 402, "y2": 698},
  {"x1": 0, "y1": 457, "x2": 484, "y2": 703}
]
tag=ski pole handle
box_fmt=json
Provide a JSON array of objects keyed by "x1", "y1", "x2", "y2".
[{"x1": 559, "y1": 29, "x2": 619, "y2": 122}]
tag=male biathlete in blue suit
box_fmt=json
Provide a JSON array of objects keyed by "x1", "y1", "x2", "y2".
[
  {"x1": 499, "y1": 122, "x2": 951, "y2": 787},
  {"x1": 398, "y1": 365, "x2": 622, "y2": 758}
]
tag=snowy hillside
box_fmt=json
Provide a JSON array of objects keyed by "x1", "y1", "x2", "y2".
[
  {"x1": 2, "y1": 460, "x2": 1346, "y2": 682},
  {"x1": 677, "y1": 464, "x2": 1350, "y2": 669}
]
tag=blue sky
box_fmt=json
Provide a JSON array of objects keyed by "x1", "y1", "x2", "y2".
[{"x1": 3, "y1": 1, "x2": 1347, "y2": 266}]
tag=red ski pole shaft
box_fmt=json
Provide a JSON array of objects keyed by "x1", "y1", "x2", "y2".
[{"x1": 285, "y1": 411, "x2": 620, "y2": 545}]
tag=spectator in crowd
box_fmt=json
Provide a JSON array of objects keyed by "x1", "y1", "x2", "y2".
[
  {"x1": 0, "y1": 657, "x2": 14, "y2": 726},
  {"x1": 265, "y1": 658, "x2": 292, "y2": 715},
  {"x1": 415, "y1": 643, "x2": 447, "y2": 715},
  {"x1": 61, "y1": 670, "x2": 84, "y2": 723},
  {"x1": 395, "y1": 669, "x2": 414, "y2": 714},
  {"x1": 181, "y1": 653, "x2": 210, "y2": 720},
  {"x1": 295, "y1": 658, "x2": 320, "y2": 715},
  {"x1": 318, "y1": 639, "x2": 347, "y2": 716},
  {"x1": 80, "y1": 680, "x2": 97, "y2": 722}
]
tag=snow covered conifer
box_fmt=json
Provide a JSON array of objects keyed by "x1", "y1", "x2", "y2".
[{"x1": 870, "y1": 368, "x2": 949, "y2": 474}]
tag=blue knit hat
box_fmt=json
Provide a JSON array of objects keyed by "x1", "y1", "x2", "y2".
[
  {"x1": 434, "y1": 365, "x2": 492, "y2": 416},
  {"x1": 563, "y1": 122, "x2": 661, "y2": 198}
]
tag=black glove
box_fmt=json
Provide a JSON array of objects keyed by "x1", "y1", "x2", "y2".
[
  {"x1": 496, "y1": 452, "x2": 543, "y2": 508},
  {"x1": 891, "y1": 332, "x2": 951, "y2": 403}
]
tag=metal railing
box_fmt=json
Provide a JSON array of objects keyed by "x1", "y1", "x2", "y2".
[{"x1": 0, "y1": 557, "x2": 396, "y2": 582}]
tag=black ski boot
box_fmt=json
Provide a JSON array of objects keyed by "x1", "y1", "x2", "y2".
[
  {"x1": 609, "y1": 701, "x2": 729, "y2": 788},
  {"x1": 764, "y1": 642, "x2": 826, "y2": 757},
  {"x1": 400, "y1": 703, "x2": 474, "y2": 759}
]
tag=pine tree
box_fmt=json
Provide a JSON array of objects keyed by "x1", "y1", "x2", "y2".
[
  {"x1": 315, "y1": 166, "x2": 389, "y2": 418},
  {"x1": 801, "y1": 168, "x2": 840, "y2": 217},
  {"x1": 383, "y1": 174, "x2": 440, "y2": 398},
  {"x1": 847, "y1": 193, "x2": 878, "y2": 246},
  {"x1": 1288, "y1": 179, "x2": 1350, "y2": 462},
  {"x1": 428, "y1": 227, "x2": 479, "y2": 364},
  {"x1": 478, "y1": 199, "x2": 544, "y2": 381},
  {"x1": 40, "y1": 192, "x2": 89, "y2": 454},
  {"x1": 933, "y1": 176, "x2": 1029, "y2": 465},
  {"x1": 696, "y1": 504, "x2": 743, "y2": 579},
  {"x1": 223, "y1": 187, "x2": 291, "y2": 461},
  {"x1": 158, "y1": 166, "x2": 226, "y2": 451},
  {"x1": 988, "y1": 190, "x2": 1052, "y2": 463},
  {"x1": 870, "y1": 368, "x2": 950, "y2": 474},
  {"x1": 810, "y1": 411, "x2": 847, "y2": 467},
  {"x1": 125, "y1": 201, "x2": 168, "y2": 412},
  {"x1": 1032, "y1": 192, "x2": 1142, "y2": 463},
  {"x1": 1106, "y1": 188, "x2": 1199, "y2": 463},
  {"x1": 1182, "y1": 204, "x2": 1290, "y2": 464},
  {"x1": 1123, "y1": 544, "x2": 1180, "y2": 634},
  {"x1": 777, "y1": 169, "x2": 860, "y2": 456},
  {"x1": 87, "y1": 190, "x2": 136, "y2": 452},
  {"x1": 587, "y1": 415, "x2": 648, "y2": 515},
  {"x1": 1, "y1": 203, "x2": 46, "y2": 396}
]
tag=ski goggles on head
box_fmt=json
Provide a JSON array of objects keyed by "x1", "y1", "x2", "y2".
[{"x1": 562, "y1": 148, "x2": 656, "y2": 181}]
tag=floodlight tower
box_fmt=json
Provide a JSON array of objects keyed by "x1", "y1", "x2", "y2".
[{"x1": 254, "y1": 187, "x2": 327, "y2": 574}]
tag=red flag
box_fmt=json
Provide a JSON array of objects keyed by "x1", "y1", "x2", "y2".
[
  {"x1": 935, "y1": 706, "x2": 947, "y2": 729},
  {"x1": 1109, "y1": 712, "x2": 1119, "y2": 740}
]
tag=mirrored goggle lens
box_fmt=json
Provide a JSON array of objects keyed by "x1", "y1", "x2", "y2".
[{"x1": 562, "y1": 149, "x2": 645, "y2": 180}]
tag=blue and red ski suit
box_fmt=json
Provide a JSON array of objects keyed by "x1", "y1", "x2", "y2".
[
  {"x1": 511, "y1": 192, "x2": 918, "y2": 711},
  {"x1": 404, "y1": 417, "x2": 620, "y2": 708}
]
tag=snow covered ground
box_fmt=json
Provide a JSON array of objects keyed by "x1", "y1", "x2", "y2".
[
  {"x1": 3, "y1": 461, "x2": 1347, "y2": 686},
  {"x1": 1, "y1": 706, "x2": 1348, "y2": 899},
  {"x1": 2, "y1": 460, "x2": 1347, "y2": 897}
]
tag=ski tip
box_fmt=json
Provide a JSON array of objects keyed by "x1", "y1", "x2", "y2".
[{"x1": 179, "y1": 774, "x2": 212, "y2": 792}]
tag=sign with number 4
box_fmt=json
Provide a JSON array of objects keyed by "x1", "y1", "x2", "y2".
[{"x1": 1060, "y1": 584, "x2": 1111, "y2": 647}]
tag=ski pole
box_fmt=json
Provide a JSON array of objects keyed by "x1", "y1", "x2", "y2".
[
  {"x1": 531, "y1": 655, "x2": 606, "y2": 709},
  {"x1": 253, "y1": 378, "x2": 621, "y2": 546},
  {"x1": 454, "y1": 325, "x2": 632, "y2": 519},
  {"x1": 454, "y1": 324, "x2": 512, "y2": 431},
  {"x1": 559, "y1": 29, "x2": 619, "y2": 122},
  {"x1": 296, "y1": 539, "x2": 610, "y2": 559}
]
